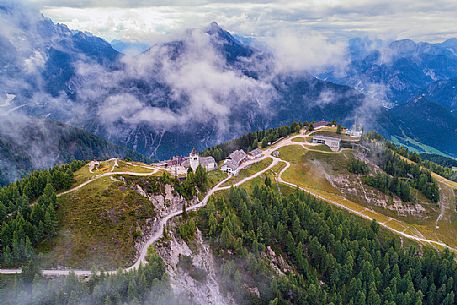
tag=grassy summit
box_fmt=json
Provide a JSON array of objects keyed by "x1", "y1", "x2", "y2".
[{"x1": 37, "y1": 176, "x2": 154, "y2": 269}]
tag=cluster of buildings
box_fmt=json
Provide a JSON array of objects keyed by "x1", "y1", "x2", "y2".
[
  {"x1": 160, "y1": 149, "x2": 218, "y2": 175},
  {"x1": 159, "y1": 121, "x2": 364, "y2": 175},
  {"x1": 221, "y1": 148, "x2": 263, "y2": 175},
  {"x1": 160, "y1": 147, "x2": 264, "y2": 176},
  {"x1": 182, "y1": 149, "x2": 218, "y2": 172},
  {"x1": 221, "y1": 149, "x2": 247, "y2": 175}
]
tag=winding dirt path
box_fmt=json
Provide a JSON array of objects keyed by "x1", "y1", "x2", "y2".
[
  {"x1": 58, "y1": 169, "x2": 160, "y2": 197},
  {"x1": 0, "y1": 154, "x2": 277, "y2": 276},
  {"x1": 2, "y1": 131, "x2": 456, "y2": 276},
  {"x1": 275, "y1": 157, "x2": 457, "y2": 252}
]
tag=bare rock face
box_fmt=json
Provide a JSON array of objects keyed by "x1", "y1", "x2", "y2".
[
  {"x1": 263, "y1": 245, "x2": 293, "y2": 275},
  {"x1": 328, "y1": 173, "x2": 428, "y2": 217},
  {"x1": 131, "y1": 182, "x2": 190, "y2": 265},
  {"x1": 135, "y1": 183, "x2": 187, "y2": 217},
  {"x1": 135, "y1": 185, "x2": 148, "y2": 198},
  {"x1": 156, "y1": 228, "x2": 237, "y2": 305}
]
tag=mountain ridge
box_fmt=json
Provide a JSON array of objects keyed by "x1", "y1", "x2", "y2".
[{"x1": 1, "y1": 4, "x2": 456, "y2": 168}]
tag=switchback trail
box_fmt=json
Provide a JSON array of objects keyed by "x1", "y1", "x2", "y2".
[
  {"x1": 2, "y1": 132, "x2": 456, "y2": 276},
  {"x1": 0, "y1": 154, "x2": 278, "y2": 276}
]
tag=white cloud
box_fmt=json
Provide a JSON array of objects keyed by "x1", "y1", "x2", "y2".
[
  {"x1": 23, "y1": 0, "x2": 457, "y2": 43},
  {"x1": 264, "y1": 31, "x2": 348, "y2": 74},
  {"x1": 74, "y1": 27, "x2": 275, "y2": 135},
  {"x1": 23, "y1": 50, "x2": 46, "y2": 74},
  {"x1": 97, "y1": 93, "x2": 179, "y2": 128}
]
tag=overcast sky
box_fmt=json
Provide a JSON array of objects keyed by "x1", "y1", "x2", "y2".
[{"x1": 24, "y1": 0, "x2": 457, "y2": 43}]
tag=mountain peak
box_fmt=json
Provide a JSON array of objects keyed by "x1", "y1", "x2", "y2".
[
  {"x1": 389, "y1": 39, "x2": 417, "y2": 53},
  {"x1": 206, "y1": 21, "x2": 226, "y2": 36},
  {"x1": 209, "y1": 21, "x2": 220, "y2": 29}
]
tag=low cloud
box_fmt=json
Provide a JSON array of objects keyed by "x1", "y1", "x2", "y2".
[
  {"x1": 98, "y1": 93, "x2": 180, "y2": 129},
  {"x1": 78, "y1": 27, "x2": 275, "y2": 135},
  {"x1": 350, "y1": 83, "x2": 388, "y2": 129},
  {"x1": 0, "y1": 1, "x2": 390, "y2": 161},
  {"x1": 23, "y1": 50, "x2": 47, "y2": 74},
  {"x1": 265, "y1": 31, "x2": 348, "y2": 75}
]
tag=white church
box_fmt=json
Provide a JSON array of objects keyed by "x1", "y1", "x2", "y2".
[{"x1": 182, "y1": 148, "x2": 218, "y2": 172}]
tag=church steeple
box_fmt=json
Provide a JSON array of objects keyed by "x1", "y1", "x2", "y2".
[{"x1": 189, "y1": 148, "x2": 199, "y2": 171}]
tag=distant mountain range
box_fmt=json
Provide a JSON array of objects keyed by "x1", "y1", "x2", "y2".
[
  {"x1": 0, "y1": 3, "x2": 456, "y2": 183},
  {"x1": 323, "y1": 37, "x2": 457, "y2": 104},
  {"x1": 423, "y1": 77, "x2": 457, "y2": 115},
  {"x1": 110, "y1": 39, "x2": 150, "y2": 55},
  {"x1": 377, "y1": 97, "x2": 457, "y2": 155}
]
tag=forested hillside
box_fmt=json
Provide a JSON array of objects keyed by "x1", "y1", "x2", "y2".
[
  {"x1": 0, "y1": 161, "x2": 85, "y2": 266},
  {"x1": 421, "y1": 154, "x2": 457, "y2": 170},
  {"x1": 195, "y1": 186, "x2": 456, "y2": 304},
  {"x1": 0, "y1": 247, "x2": 177, "y2": 305},
  {"x1": 0, "y1": 116, "x2": 147, "y2": 186},
  {"x1": 2, "y1": 184, "x2": 456, "y2": 304}
]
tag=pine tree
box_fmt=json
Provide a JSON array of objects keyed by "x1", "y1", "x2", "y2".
[
  {"x1": 103, "y1": 296, "x2": 113, "y2": 305},
  {"x1": 128, "y1": 279, "x2": 139, "y2": 301},
  {"x1": 3, "y1": 245, "x2": 13, "y2": 265},
  {"x1": 44, "y1": 210, "x2": 55, "y2": 236},
  {"x1": 43, "y1": 183, "x2": 57, "y2": 206},
  {"x1": 195, "y1": 165, "x2": 208, "y2": 192},
  {"x1": 0, "y1": 202, "x2": 5, "y2": 222},
  {"x1": 261, "y1": 137, "x2": 269, "y2": 148},
  {"x1": 24, "y1": 236, "x2": 34, "y2": 260}
]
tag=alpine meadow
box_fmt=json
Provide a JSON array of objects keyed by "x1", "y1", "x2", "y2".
[{"x1": 0, "y1": 1, "x2": 457, "y2": 304}]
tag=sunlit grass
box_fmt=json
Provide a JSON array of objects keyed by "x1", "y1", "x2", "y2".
[
  {"x1": 208, "y1": 170, "x2": 229, "y2": 188},
  {"x1": 277, "y1": 144, "x2": 457, "y2": 253},
  {"x1": 291, "y1": 137, "x2": 306, "y2": 142},
  {"x1": 221, "y1": 157, "x2": 273, "y2": 187},
  {"x1": 113, "y1": 160, "x2": 156, "y2": 174},
  {"x1": 37, "y1": 176, "x2": 154, "y2": 269}
]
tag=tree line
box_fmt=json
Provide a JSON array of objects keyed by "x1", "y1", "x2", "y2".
[
  {"x1": 347, "y1": 158, "x2": 369, "y2": 175},
  {"x1": 389, "y1": 146, "x2": 457, "y2": 182},
  {"x1": 0, "y1": 247, "x2": 181, "y2": 305},
  {"x1": 364, "y1": 131, "x2": 456, "y2": 183},
  {"x1": 420, "y1": 153, "x2": 457, "y2": 169},
  {"x1": 175, "y1": 165, "x2": 209, "y2": 201},
  {"x1": 360, "y1": 134, "x2": 440, "y2": 203},
  {"x1": 376, "y1": 149, "x2": 440, "y2": 202},
  {"x1": 0, "y1": 160, "x2": 85, "y2": 266},
  {"x1": 202, "y1": 122, "x2": 303, "y2": 162},
  {"x1": 197, "y1": 185, "x2": 456, "y2": 305},
  {"x1": 363, "y1": 174, "x2": 412, "y2": 202},
  {"x1": 347, "y1": 157, "x2": 414, "y2": 203}
]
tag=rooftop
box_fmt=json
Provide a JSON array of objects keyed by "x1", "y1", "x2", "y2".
[
  {"x1": 313, "y1": 135, "x2": 341, "y2": 142},
  {"x1": 250, "y1": 148, "x2": 263, "y2": 156},
  {"x1": 223, "y1": 159, "x2": 238, "y2": 170},
  {"x1": 200, "y1": 156, "x2": 216, "y2": 166},
  {"x1": 314, "y1": 120, "x2": 329, "y2": 128},
  {"x1": 229, "y1": 149, "x2": 247, "y2": 164}
]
